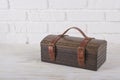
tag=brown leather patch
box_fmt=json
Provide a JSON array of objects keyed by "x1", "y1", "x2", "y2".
[
  {"x1": 48, "y1": 45, "x2": 55, "y2": 61},
  {"x1": 77, "y1": 38, "x2": 93, "y2": 67}
]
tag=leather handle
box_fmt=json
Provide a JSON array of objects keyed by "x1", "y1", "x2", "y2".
[
  {"x1": 50, "y1": 27, "x2": 88, "y2": 46},
  {"x1": 61, "y1": 27, "x2": 88, "y2": 38}
]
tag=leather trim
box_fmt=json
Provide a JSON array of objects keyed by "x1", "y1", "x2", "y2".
[
  {"x1": 48, "y1": 45, "x2": 55, "y2": 61},
  {"x1": 77, "y1": 38, "x2": 93, "y2": 67},
  {"x1": 48, "y1": 35, "x2": 62, "y2": 61}
]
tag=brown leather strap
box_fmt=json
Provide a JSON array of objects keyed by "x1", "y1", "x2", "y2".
[
  {"x1": 48, "y1": 27, "x2": 93, "y2": 66},
  {"x1": 77, "y1": 38, "x2": 93, "y2": 67},
  {"x1": 48, "y1": 35, "x2": 62, "y2": 61}
]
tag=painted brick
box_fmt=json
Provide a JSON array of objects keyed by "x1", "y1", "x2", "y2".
[
  {"x1": 88, "y1": 0, "x2": 120, "y2": 9},
  {"x1": 9, "y1": 23, "x2": 47, "y2": 33},
  {"x1": 0, "y1": 0, "x2": 8, "y2": 9},
  {"x1": 27, "y1": 33, "x2": 48, "y2": 44},
  {"x1": 106, "y1": 12, "x2": 120, "y2": 21},
  {"x1": 67, "y1": 11, "x2": 104, "y2": 21},
  {"x1": 29, "y1": 11, "x2": 65, "y2": 21},
  {"x1": 0, "y1": 10, "x2": 26, "y2": 21},
  {"x1": 27, "y1": 23, "x2": 47, "y2": 33},
  {"x1": 104, "y1": 34, "x2": 120, "y2": 44},
  {"x1": 10, "y1": 0, "x2": 47, "y2": 9},
  {"x1": 9, "y1": 23, "x2": 27, "y2": 33},
  {"x1": 0, "y1": 23, "x2": 9, "y2": 32},
  {"x1": 49, "y1": 0, "x2": 87, "y2": 9},
  {"x1": 87, "y1": 22, "x2": 120, "y2": 33}
]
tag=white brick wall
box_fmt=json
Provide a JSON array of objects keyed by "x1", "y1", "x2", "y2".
[
  {"x1": 0, "y1": 0, "x2": 8, "y2": 9},
  {"x1": 0, "y1": 0, "x2": 120, "y2": 44},
  {"x1": 106, "y1": 12, "x2": 120, "y2": 21},
  {"x1": 10, "y1": 0, "x2": 47, "y2": 9},
  {"x1": 87, "y1": 22, "x2": 120, "y2": 34},
  {"x1": 0, "y1": 10, "x2": 26, "y2": 21},
  {"x1": 88, "y1": 0, "x2": 120, "y2": 9},
  {"x1": 29, "y1": 11, "x2": 65, "y2": 21},
  {"x1": 49, "y1": 0, "x2": 87, "y2": 9},
  {"x1": 67, "y1": 11, "x2": 104, "y2": 21}
]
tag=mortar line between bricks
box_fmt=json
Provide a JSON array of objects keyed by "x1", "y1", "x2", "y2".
[
  {"x1": 46, "y1": 24, "x2": 49, "y2": 33},
  {"x1": 8, "y1": 23, "x2": 10, "y2": 32},
  {"x1": 31, "y1": 8, "x2": 120, "y2": 11},
  {"x1": 8, "y1": 9, "x2": 118, "y2": 12},
  {"x1": 104, "y1": 12, "x2": 106, "y2": 22},
  {"x1": 85, "y1": 24, "x2": 88, "y2": 34},
  {"x1": 7, "y1": 0, "x2": 10, "y2": 9},
  {"x1": 0, "y1": 21, "x2": 120, "y2": 23},
  {"x1": 25, "y1": 11, "x2": 29, "y2": 21},
  {"x1": 88, "y1": 33, "x2": 120, "y2": 34},
  {"x1": 64, "y1": 12, "x2": 67, "y2": 21},
  {"x1": 0, "y1": 9, "x2": 120, "y2": 11},
  {"x1": 47, "y1": 0, "x2": 49, "y2": 9},
  {"x1": 86, "y1": 0, "x2": 89, "y2": 8},
  {"x1": 10, "y1": 20, "x2": 105, "y2": 23},
  {"x1": 26, "y1": 35, "x2": 29, "y2": 44}
]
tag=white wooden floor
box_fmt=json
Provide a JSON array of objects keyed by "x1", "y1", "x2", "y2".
[{"x1": 0, "y1": 43, "x2": 120, "y2": 80}]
